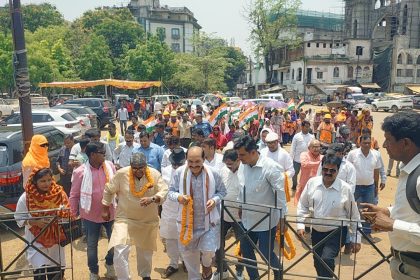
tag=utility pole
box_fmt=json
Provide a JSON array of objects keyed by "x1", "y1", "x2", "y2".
[{"x1": 9, "y1": 0, "x2": 33, "y2": 155}]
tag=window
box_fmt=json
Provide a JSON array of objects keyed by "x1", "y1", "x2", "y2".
[
  {"x1": 402, "y1": 5, "x2": 408, "y2": 35},
  {"x1": 343, "y1": 43, "x2": 346, "y2": 46},
  {"x1": 171, "y1": 28, "x2": 180, "y2": 39},
  {"x1": 330, "y1": 43, "x2": 333, "y2": 48},
  {"x1": 417, "y1": 56, "x2": 420, "y2": 64},
  {"x1": 356, "y1": 46, "x2": 363, "y2": 56},
  {"x1": 317, "y1": 72, "x2": 323, "y2": 79},
  {"x1": 46, "y1": 133, "x2": 64, "y2": 152},
  {"x1": 417, "y1": 70, "x2": 420, "y2": 77},
  {"x1": 333, "y1": 67, "x2": 340, "y2": 78},
  {"x1": 61, "y1": 113, "x2": 76, "y2": 122},
  {"x1": 156, "y1": 27, "x2": 166, "y2": 41},
  {"x1": 397, "y1": 69, "x2": 403, "y2": 77},
  {"x1": 363, "y1": 66, "x2": 370, "y2": 73},
  {"x1": 316, "y1": 43, "x2": 320, "y2": 48},
  {"x1": 292, "y1": 69, "x2": 295, "y2": 80},
  {"x1": 323, "y1": 43, "x2": 326, "y2": 48},
  {"x1": 356, "y1": 66, "x2": 362, "y2": 77},
  {"x1": 407, "y1": 54, "x2": 413, "y2": 64},
  {"x1": 307, "y1": 42, "x2": 311, "y2": 47},
  {"x1": 336, "y1": 43, "x2": 340, "y2": 47},
  {"x1": 171, "y1": 43, "x2": 181, "y2": 53},
  {"x1": 406, "y1": 69, "x2": 413, "y2": 77},
  {"x1": 297, "y1": 68, "x2": 302, "y2": 81},
  {"x1": 348, "y1": 66, "x2": 354, "y2": 78},
  {"x1": 397, "y1": 53, "x2": 403, "y2": 64},
  {"x1": 353, "y1": 20, "x2": 358, "y2": 38}
]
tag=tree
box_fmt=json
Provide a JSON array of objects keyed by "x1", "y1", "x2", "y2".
[
  {"x1": 125, "y1": 35, "x2": 175, "y2": 82},
  {"x1": 223, "y1": 47, "x2": 247, "y2": 92},
  {"x1": 75, "y1": 34, "x2": 114, "y2": 80},
  {"x1": 0, "y1": 33, "x2": 14, "y2": 92},
  {"x1": 27, "y1": 40, "x2": 62, "y2": 86},
  {"x1": 248, "y1": 0, "x2": 301, "y2": 83}
]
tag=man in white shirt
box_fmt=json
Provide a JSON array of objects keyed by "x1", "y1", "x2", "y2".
[
  {"x1": 102, "y1": 123, "x2": 125, "y2": 162},
  {"x1": 297, "y1": 154, "x2": 361, "y2": 279},
  {"x1": 234, "y1": 135, "x2": 286, "y2": 280},
  {"x1": 201, "y1": 138, "x2": 224, "y2": 170},
  {"x1": 212, "y1": 149, "x2": 244, "y2": 280},
  {"x1": 361, "y1": 111, "x2": 420, "y2": 279},
  {"x1": 260, "y1": 132, "x2": 295, "y2": 179},
  {"x1": 347, "y1": 135, "x2": 383, "y2": 240},
  {"x1": 117, "y1": 104, "x2": 129, "y2": 135},
  {"x1": 257, "y1": 128, "x2": 271, "y2": 151},
  {"x1": 114, "y1": 130, "x2": 140, "y2": 169},
  {"x1": 161, "y1": 136, "x2": 187, "y2": 169},
  {"x1": 290, "y1": 120, "x2": 314, "y2": 190}
]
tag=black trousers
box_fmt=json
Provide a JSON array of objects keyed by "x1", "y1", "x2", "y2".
[
  {"x1": 33, "y1": 266, "x2": 63, "y2": 280},
  {"x1": 311, "y1": 227, "x2": 347, "y2": 279}
]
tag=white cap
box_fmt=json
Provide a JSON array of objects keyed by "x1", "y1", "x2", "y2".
[{"x1": 265, "y1": 132, "x2": 279, "y2": 142}]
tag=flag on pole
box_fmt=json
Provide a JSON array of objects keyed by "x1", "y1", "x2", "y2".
[
  {"x1": 287, "y1": 98, "x2": 295, "y2": 111},
  {"x1": 143, "y1": 116, "x2": 157, "y2": 133},
  {"x1": 238, "y1": 107, "x2": 259, "y2": 128},
  {"x1": 209, "y1": 104, "x2": 228, "y2": 126},
  {"x1": 297, "y1": 99, "x2": 304, "y2": 109}
]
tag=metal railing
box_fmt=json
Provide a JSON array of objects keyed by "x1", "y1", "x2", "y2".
[
  {"x1": 0, "y1": 208, "x2": 75, "y2": 280},
  {"x1": 218, "y1": 199, "x2": 392, "y2": 280}
]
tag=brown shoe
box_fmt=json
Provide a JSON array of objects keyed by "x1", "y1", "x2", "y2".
[
  {"x1": 344, "y1": 244, "x2": 352, "y2": 255},
  {"x1": 162, "y1": 266, "x2": 178, "y2": 279},
  {"x1": 201, "y1": 266, "x2": 212, "y2": 280}
]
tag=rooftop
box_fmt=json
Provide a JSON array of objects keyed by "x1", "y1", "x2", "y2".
[{"x1": 297, "y1": 10, "x2": 344, "y2": 32}]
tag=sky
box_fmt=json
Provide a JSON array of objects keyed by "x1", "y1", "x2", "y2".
[{"x1": 2, "y1": 0, "x2": 343, "y2": 55}]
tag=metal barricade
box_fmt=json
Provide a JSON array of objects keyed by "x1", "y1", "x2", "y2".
[
  {"x1": 0, "y1": 208, "x2": 75, "y2": 280},
  {"x1": 218, "y1": 199, "x2": 392, "y2": 279}
]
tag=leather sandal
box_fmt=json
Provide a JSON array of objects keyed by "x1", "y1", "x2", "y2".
[{"x1": 162, "y1": 266, "x2": 178, "y2": 278}]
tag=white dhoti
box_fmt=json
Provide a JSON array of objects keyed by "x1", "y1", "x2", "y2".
[{"x1": 113, "y1": 244, "x2": 153, "y2": 279}]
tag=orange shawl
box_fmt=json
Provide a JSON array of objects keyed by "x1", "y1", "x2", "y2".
[
  {"x1": 22, "y1": 135, "x2": 50, "y2": 170},
  {"x1": 25, "y1": 170, "x2": 70, "y2": 248}
]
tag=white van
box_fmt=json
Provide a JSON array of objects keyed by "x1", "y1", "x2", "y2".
[
  {"x1": 260, "y1": 93, "x2": 285, "y2": 101},
  {"x1": 114, "y1": 94, "x2": 129, "y2": 104}
]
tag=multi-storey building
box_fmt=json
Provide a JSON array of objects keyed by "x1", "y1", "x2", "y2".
[{"x1": 128, "y1": 0, "x2": 201, "y2": 53}]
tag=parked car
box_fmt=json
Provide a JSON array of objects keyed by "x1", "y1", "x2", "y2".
[
  {"x1": 64, "y1": 98, "x2": 114, "y2": 128},
  {"x1": 0, "y1": 108, "x2": 83, "y2": 138},
  {"x1": 31, "y1": 97, "x2": 50, "y2": 108},
  {"x1": 260, "y1": 93, "x2": 285, "y2": 102},
  {"x1": 152, "y1": 95, "x2": 180, "y2": 106},
  {"x1": 0, "y1": 126, "x2": 65, "y2": 214},
  {"x1": 411, "y1": 95, "x2": 420, "y2": 109},
  {"x1": 5, "y1": 99, "x2": 19, "y2": 112},
  {"x1": 54, "y1": 104, "x2": 98, "y2": 128},
  {"x1": 0, "y1": 98, "x2": 14, "y2": 117},
  {"x1": 371, "y1": 96, "x2": 413, "y2": 112}
]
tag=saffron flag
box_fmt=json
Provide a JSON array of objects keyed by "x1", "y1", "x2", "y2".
[
  {"x1": 238, "y1": 107, "x2": 259, "y2": 128},
  {"x1": 143, "y1": 116, "x2": 157, "y2": 133},
  {"x1": 209, "y1": 104, "x2": 229, "y2": 126}
]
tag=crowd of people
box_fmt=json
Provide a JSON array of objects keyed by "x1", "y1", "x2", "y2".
[{"x1": 14, "y1": 97, "x2": 420, "y2": 280}]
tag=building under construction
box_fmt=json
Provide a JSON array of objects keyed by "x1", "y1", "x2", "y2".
[{"x1": 343, "y1": 0, "x2": 420, "y2": 92}]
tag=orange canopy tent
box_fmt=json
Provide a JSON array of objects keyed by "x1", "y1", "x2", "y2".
[{"x1": 39, "y1": 79, "x2": 162, "y2": 90}]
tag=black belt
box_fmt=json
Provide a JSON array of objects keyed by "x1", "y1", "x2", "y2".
[{"x1": 391, "y1": 247, "x2": 420, "y2": 267}]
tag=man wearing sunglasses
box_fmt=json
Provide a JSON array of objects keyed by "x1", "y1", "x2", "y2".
[{"x1": 297, "y1": 154, "x2": 361, "y2": 279}]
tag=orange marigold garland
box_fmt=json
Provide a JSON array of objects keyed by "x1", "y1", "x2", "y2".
[
  {"x1": 276, "y1": 228, "x2": 296, "y2": 260},
  {"x1": 102, "y1": 162, "x2": 110, "y2": 183},
  {"x1": 180, "y1": 196, "x2": 194, "y2": 246},
  {"x1": 129, "y1": 167, "x2": 155, "y2": 198}
]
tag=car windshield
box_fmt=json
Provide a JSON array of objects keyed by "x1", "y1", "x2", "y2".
[
  {"x1": 1, "y1": 114, "x2": 21, "y2": 124},
  {"x1": 0, "y1": 145, "x2": 8, "y2": 166},
  {"x1": 68, "y1": 111, "x2": 81, "y2": 118}
]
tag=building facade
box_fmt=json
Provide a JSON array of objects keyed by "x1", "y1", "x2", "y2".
[
  {"x1": 274, "y1": 10, "x2": 374, "y2": 97},
  {"x1": 128, "y1": 0, "x2": 201, "y2": 53}
]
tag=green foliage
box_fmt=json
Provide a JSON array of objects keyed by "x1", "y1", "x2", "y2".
[
  {"x1": 0, "y1": 33, "x2": 14, "y2": 92},
  {"x1": 248, "y1": 0, "x2": 301, "y2": 83},
  {"x1": 0, "y1": 4, "x2": 246, "y2": 94},
  {"x1": 75, "y1": 34, "x2": 114, "y2": 80},
  {"x1": 125, "y1": 35, "x2": 175, "y2": 82}
]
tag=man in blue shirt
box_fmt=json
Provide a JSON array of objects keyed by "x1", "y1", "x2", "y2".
[
  {"x1": 134, "y1": 131, "x2": 164, "y2": 172},
  {"x1": 153, "y1": 122, "x2": 166, "y2": 147},
  {"x1": 193, "y1": 113, "x2": 212, "y2": 137}
]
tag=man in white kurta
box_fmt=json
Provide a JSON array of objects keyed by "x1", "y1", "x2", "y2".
[
  {"x1": 260, "y1": 132, "x2": 295, "y2": 178},
  {"x1": 102, "y1": 153, "x2": 168, "y2": 280},
  {"x1": 160, "y1": 148, "x2": 186, "y2": 278},
  {"x1": 168, "y1": 146, "x2": 227, "y2": 280}
]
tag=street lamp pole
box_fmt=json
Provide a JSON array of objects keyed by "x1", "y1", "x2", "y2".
[{"x1": 9, "y1": 0, "x2": 33, "y2": 155}]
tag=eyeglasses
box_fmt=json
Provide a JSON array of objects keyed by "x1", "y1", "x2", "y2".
[
  {"x1": 40, "y1": 143, "x2": 49, "y2": 148},
  {"x1": 322, "y1": 168, "x2": 337, "y2": 174},
  {"x1": 131, "y1": 165, "x2": 146, "y2": 171}
]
